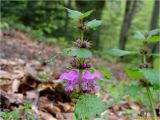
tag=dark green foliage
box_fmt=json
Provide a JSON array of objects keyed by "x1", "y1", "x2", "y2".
[{"x1": 1, "y1": 1, "x2": 67, "y2": 36}]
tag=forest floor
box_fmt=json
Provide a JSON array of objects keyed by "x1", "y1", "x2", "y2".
[{"x1": 0, "y1": 30, "x2": 142, "y2": 120}]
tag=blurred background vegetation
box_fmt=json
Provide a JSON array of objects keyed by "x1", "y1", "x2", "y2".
[
  {"x1": 0, "y1": 0, "x2": 160, "y2": 115},
  {"x1": 0, "y1": 0, "x2": 159, "y2": 55}
]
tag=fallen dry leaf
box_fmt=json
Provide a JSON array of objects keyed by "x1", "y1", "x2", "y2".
[
  {"x1": 0, "y1": 70, "x2": 12, "y2": 80},
  {"x1": 12, "y1": 79, "x2": 20, "y2": 93},
  {"x1": 57, "y1": 102, "x2": 72, "y2": 112}
]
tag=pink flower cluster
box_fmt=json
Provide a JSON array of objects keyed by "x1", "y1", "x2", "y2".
[{"x1": 60, "y1": 70, "x2": 103, "y2": 92}]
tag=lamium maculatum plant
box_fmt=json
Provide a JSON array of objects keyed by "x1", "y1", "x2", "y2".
[
  {"x1": 59, "y1": 8, "x2": 107, "y2": 120},
  {"x1": 107, "y1": 29, "x2": 160, "y2": 120}
]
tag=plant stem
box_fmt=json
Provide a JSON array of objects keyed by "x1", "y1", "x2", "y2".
[
  {"x1": 85, "y1": 117, "x2": 89, "y2": 120},
  {"x1": 79, "y1": 19, "x2": 84, "y2": 43},
  {"x1": 143, "y1": 55, "x2": 146, "y2": 63},
  {"x1": 80, "y1": 30, "x2": 84, "y2": 42},
  {"x1": 142, "y1": 55, "x2": 157, "y2": 120},
  {"x1": 79, "y1": 69, "x2": 83, "y2": 95},
  {"x1": 78, "y1": 20, "x2": 85, "y2": 95},
  {"x1": 146, "y1": 86, "x2": 157, "y2": 120}
]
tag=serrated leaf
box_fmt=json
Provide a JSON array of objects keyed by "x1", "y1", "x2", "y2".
[
  {"x1": 74, "y1": 94, "x2": 106, "y2": 120},
  {"x1": 80, "y1": 10, "x2": 94, "y2": 19},
  {"x1": 144, "y1": 36, "x2": 160, "y2": 43},
  {"x1": 106, "y1": 48, "x2": 137, "y2": 57},
  {"x1": 70, "y1": 48, "x2": 92, "y2": 58},
  {"x1": 139, "y1": 69, "x2": 160, "y2": 85},
  {"x1": 134, "y1": 31, "x2": 145, "y2": 41},
  {"x1": 66, "y1": 8, "x2": 83, "y2": 20},
  {"x1": 87, "y1": 19, "x2": 102, "y2": 30}
]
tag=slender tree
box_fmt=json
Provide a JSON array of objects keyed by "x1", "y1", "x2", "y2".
[
  {"x1": 64, "y1": 0, "x2": 71, "y2": 31},
  {"x1": 119, "y1": 0, "x2": 138, "y2": 50},
  {"x1": 148, "y1": 0, "x2": 160, "y2": 62}
]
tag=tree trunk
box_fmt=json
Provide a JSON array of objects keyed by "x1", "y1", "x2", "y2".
[
  {"x1": 64, "y1": 0, "x2": 71, "y2": 31},
  {"x1": 149, "y1": 0, "x2": 160, "y2": 30},
  {"x1": 148, "y1": 0, "x2": 160, "y2": 62},
  {"x1": 76, "y1": 0, "x2": 105, "y2": 50},
  {"x1": 119, "y1": 0, "x2": 138, "y2": 50}
]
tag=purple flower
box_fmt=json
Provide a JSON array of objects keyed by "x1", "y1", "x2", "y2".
[
  {"x1": 60, "y1": 70, "x2": 80, "y2": 84},
  {"x1": 92, "y1": 71, "x2": 104, "y2": 80},
  {"x1": 82, "y1": 83, "x2": 92, "y2": 92},
  {"x1": 82, "y1": 71, "x2": 103, "y2": 82},
  {"x1": 60, "y1": 70, "x2": 103, "y2": 92},
  {"x1": 60, "y1": 70, "x2": 80, "y2": 92},
  {"x1": 82, "y1": 71, "x2": 103, "y2": 92},
  {"x1": 65, "y1": 85, "x2": 74, "y2": 92}
]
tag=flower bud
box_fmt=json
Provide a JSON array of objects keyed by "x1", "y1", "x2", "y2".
[
  {"x1": 139, "y1": 63, "x2": 151, "y2": 68},
  {"x1": 138, "y1": 79, "x2": 152, "y2": 87},
  {"x1": 139, "y1": 48, "x2": 150, "y2": 56},
  {"x1": 73, "y1": 39, "x2": 91, "y2": 48}
]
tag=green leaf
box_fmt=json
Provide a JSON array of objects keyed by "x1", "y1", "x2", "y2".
[
  {"x1": 99, "y1": 67, "x2": 111, "y2": 79},
  {"x1": 125, "y1": 68, "x2": 160, "y2": 85},
  {"x1": 134, "y1": 31, "x2": 145, "y2": 41},
  {"x1": 151, "y1": 53, "x2": 160, "y2": 57},
  {"x1": 125, "y1": 85, "x2": 142, "y2": 96},
  {"x1": 125, "y1": 68, "x2": 143, "y2": 80},
  {"x1": 106, "y1": 48, "x2": 137, "y2": 57},
  {"x1": 70, "y1": 93, "x2": 80, "y2": 99},
  {"x1": 66, "y1": 8, "x2": 83, "y2": 20},
  {"x1": 139, "y1": 69, "x2": 160, "y2": 85},
  {"x1": 74, "y1": 94, "x2": 106, "y2": 120},
  {"x1": 87, "y1": 19, "x2": 102, "y2": 30},
  {"x1": 144, "y1": 36, "x2": 160, "y2": 43},
  {"x1": 80, "y1": 10, "x2": 94, "y2": 19},
  {"x1": 63, "y1": 47, "x2": 72, "y2": 53},
  {"x1": 148, "y1": 29, "x2": 160, "y2": 36},
  {"x1": 70, "y1": 48, "x2": 92, "y2": 58}
]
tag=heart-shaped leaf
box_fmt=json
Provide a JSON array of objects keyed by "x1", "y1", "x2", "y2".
[
  {"x1": 139, "y1": 69, "x2": 160, "y2": 85},
  {"x1": 66, "y1": 8, "x2": 83, "y2": 20},
  {"x1": 80, "y1": 10, "x2": 94, "y2": 19},
  {"x1": 66, "y1": 8, "x2": 94, "y2": 20},
  {"x1": 134, "y1": 31, "x2": 145, "y2": 41},
  {"x1": 144, "y1": 36, "x2": 160, "y2": 43},
  {"x1": 70, "y1": 48, "x2": 92, "y2": 58},
  {"x1": 125, "y1": 68, "x2": 144, "y2": 80},
  {"x1": 106, "y1": 48, "x2": 137, "y2": 57},
  {"x1": 148, "y1": 29, "x2": 160, "y2": 36},
  {"x1": 87, "y1": 19, "x2": 102, "y2": 30}
]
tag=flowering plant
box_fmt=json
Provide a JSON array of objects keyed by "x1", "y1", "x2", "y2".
[
  {"x1": 60, "y1": 8, "x2": 104, "y2": 95},
  {"x1": 107, "y1": 29, "x2": 160, "y2": 120},
  {"x1": 59, "y1": 8, "x2": 106, "y2": 120}
]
